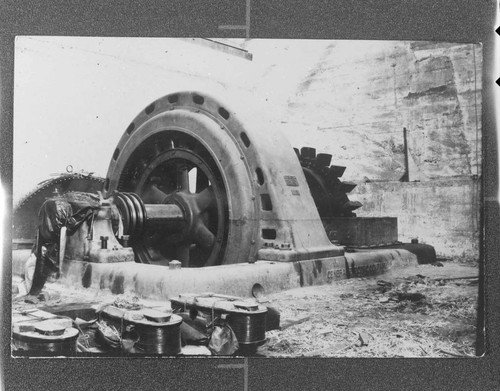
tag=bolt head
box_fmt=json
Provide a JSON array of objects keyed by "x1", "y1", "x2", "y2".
[{"x1": 169, "y1": 260, "x2": 182, "y2": 270}]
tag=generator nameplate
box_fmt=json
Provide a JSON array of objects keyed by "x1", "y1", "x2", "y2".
[{"x1": 284, "y1": 175, "x2": 299, "y2": 187}]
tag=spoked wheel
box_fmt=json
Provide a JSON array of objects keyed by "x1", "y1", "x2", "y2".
[
  {"x1": 104, "y1": 92, "x2": 261, "y2": 267},
  {"x1": 116, "y1": 131, "x2": 229, "y2": 267}
]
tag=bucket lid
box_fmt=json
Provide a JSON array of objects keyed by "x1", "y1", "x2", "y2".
[
  {"x1": 142, "y1": 309, "x2": 172, "y2": 323},
  {"x1": 13, "y1": 327, "x2": 79, "y2": 342},
  {"x1": 232, "y1": 301, "x2": 260, "y2": 311},
  {"x1": 34, "y1": 322, "x2": 67, "y2": 336}
]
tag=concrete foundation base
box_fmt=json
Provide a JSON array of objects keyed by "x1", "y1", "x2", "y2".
[{"x1": 12, "y1": 248, "x2": 418, "y2": 300}]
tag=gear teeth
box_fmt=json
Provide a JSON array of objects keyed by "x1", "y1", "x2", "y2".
[
  {"x1": 328, "y1": 165, "x2": 346, "y2": 178},
  {"x1": 343, "y1": 200, "x2": 363, "y2": 212},
  {"x1": 325, "y1": 173, "x2": 342, "y2": 186},
  {"x1": 300, "y1": 147, "x2": 316, "y2": 160},
  {"x1": 339, "y1": 181, "x2": 357, "y2": 193},
  {"x1": 295, "y1": 146, "x2": 363, "y2": 219},
  {"x1": 315, "y1": 153, "x2": 332, "y2": 167}
]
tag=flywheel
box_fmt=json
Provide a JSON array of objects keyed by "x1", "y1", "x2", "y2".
[
  {"x1": 110, "y1": 131, "x2": 230, "y2": 267},
  {"x1": 104, "y1": 92, "x2": 260, "y2": 267}
]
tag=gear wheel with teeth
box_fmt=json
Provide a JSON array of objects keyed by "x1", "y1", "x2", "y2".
[{"x1": 294, "y1": 146, "x2": 362, "y2": 218}]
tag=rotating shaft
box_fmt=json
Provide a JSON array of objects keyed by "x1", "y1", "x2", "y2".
[{"x1": 113, "y1": 192, "x2": 185, "y2": 238}]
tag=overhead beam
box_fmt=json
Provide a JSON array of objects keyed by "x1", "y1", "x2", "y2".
[{"x1": 182, "y1": 38, "x2": 253, "y2": 61}]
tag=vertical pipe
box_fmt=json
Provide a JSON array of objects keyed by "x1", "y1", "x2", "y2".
[{"x1": 402, "y1": 127, "x2": 409, "y2": 182}]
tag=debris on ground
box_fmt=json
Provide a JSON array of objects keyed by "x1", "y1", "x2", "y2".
[
  {"x1": 23, "y1": 295, "x2": 40, "y2": 305},
  {"x1": 112, "y1": 295, "x2": 142, "y2": 310},
  {"x1": 280, "y1": 316, "x2": 310, "y2": 331},
  {"x1": 258, "y1": 261, "x2": 478, "y2": 357}
]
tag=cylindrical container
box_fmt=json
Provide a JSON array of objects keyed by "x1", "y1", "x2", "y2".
[
  {"x1": 12, "y1": 327, "x2": 79, "y2": 356},
  {"x1": 124, "y1": 311, "x2": 182, "y2": 355},
  {"x1": 226, "y1": 310, "x2": 267, "y2": 347},
  {"x1": 99, "y1": 306, "x2": 183, "y2": 355},
  {"x1": 170, "y1": 296, "x2": 268, "y2": 354},
  {"x1": 200, "y1": 307, "x2": 268, "y2": 348}
]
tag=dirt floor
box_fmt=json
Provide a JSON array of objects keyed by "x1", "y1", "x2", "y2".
[
  {"x1": 258, "y1": 260, "x2": 479, "y2": 358},
  {"x1": 12, "y1": 259, "x2": 480, "y2": 358}
]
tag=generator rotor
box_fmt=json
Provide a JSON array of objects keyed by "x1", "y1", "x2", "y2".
[
  {"x1": 104, "y1": 91, "x2": 261, "y2": 268},
  {"x1": 110, "y1": 131, "x2": 229, "y2": 267}
]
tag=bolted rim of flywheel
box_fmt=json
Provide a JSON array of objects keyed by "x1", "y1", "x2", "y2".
[{"x1": 104, "y1": 91, "x2": 261, "y2": 268}]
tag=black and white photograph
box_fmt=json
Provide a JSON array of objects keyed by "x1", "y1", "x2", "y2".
[{"x1": 11, "y1": 36, "x2": 483, "y2": 359}]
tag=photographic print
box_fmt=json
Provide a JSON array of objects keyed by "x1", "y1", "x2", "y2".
[{"x1": 11, "y1": 37, "x2": 482, "y2": 359}]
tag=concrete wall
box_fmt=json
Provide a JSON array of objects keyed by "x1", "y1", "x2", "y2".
[
  {"x1": 271, "y1": 41, "x2": 482, "y2": 183},
  {"x1": 350, "y1": 178, "x2": 481, "y2": 259}
]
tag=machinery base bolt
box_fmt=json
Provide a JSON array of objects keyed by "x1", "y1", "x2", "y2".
[{"x1": 169, "y1": 260, "x2": 182, "y2": 270}]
